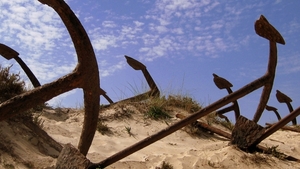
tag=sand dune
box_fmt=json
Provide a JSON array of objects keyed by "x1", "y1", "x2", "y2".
[{"x1": 0, "y1": 103, "x2": 299, "y2": 168}]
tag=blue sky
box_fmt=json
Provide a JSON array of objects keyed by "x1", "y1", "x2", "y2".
[{"x1": 0, "y1": 0, "x2": 299, "y2": 125}]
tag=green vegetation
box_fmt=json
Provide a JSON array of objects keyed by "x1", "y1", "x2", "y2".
[
  {"x1": 3, "y1": 163, "x2": 15, "y2": 169},
  {"x1": 141, "y1": 95, "x2": 202, "y2": 121},
  {"x1": 0, "y1": 65, "x2": 46, "y2": 122},
  {"x1": 146, "y1": 106, "x2": 171, "y2": 120},
  {"x1": 205, "y1": 112, "x2": 234, "y2": 131},
  {"x1": 164, "y1": 95, "x2": 202, "y2": 113},
  {"x1": 0, "y1": 65, "x2": 25, "y2": 103},
  {"x1": 125, "y1": 126, "x2": 134, "y2": 137},
  {"x1": 97, "y1": 121, "x2": 111, "y2": 135},
  {"x1": 264, "y1": 145, "x2": 287, "y2": 160},
  {"x1": 158, "y1": 161, "x2": 174, "y2": 169}
]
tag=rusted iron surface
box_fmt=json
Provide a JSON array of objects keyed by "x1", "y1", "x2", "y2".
[
  {"x1": 254, "y1": 15, "x2": 285, "y2": 45},
  {"x1": 265, "y1": 105, "x2": 282, "y2": 121},
  {"x1": 213, "y1": 73, "x2": 240, "y2": 122},
  {"x1": 252, "y1": 106, "x2": 300, "y2": 147},
  {"x1": 0, "y1": 0, "x2": 100, "y2": 156},
  {"x1": 252, "y1": 15, "x2": 285, "y2": 123},
  {"x1": 91, "y1": 74, "x2": 269, "y2": 168},
  {"x1": 105, "y1": 55, "x2": 160, "y2": 105},
  {"x1": 276, "y1": 90, "x2": 296, "y2": 125},
  {"x1": 40, "y1": 0, "x2": 100, "y2": 156},
  {"x1": 231, "y1": 116, "x2": 265, "y2": 151},
  {"x1": 38, "y1": 0, "x2": 100, "y2": 156},
  {"x1": 213, "y1": 73, "x2": 233, "y2": 92},
  {"x1": 90, "y1": 15, "x2": 298, "y2": 167},
  {"x1": 56, "y1": 143, "x2": 91, "y2": 169},
  {"x1": 0, "y1": 43, "x2": 41, "y2": 88},
  {"x1": 125, "y1": 55, "x2": 160, "y2": 97},
  {"x1": 1, "y1": 2, "x2": 298, "y2": 167},
  {"x1": 265, "y1": 123, "x2": 300, "y2": 133},
  {"x1": 176, "y1": 113, "x2": 231, "y2": 139}
]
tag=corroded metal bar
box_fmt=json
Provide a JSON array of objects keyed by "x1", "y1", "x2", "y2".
[
  {"x1": 99, "y1": 88, "x2": 113, "y2": 104},
  {"x1": 265, "y1": 105, "x2": 282, "y2": 121},
  {"x1": 107, "y1": 55, "x2": 160, "y2": 104},
  {"x1": 89, "y1": 72, "x2": 272, "y2": 168},
  {"x1": 252, "y1": 106, "x2": 300, "y2": 146},
  {"x1": 0, "y1": 72, "x2": 80, "y2": 121},
  {"x1": 89, "y1": 15, "x2": 282, "y2": 168},
  {"x1": 176, "y1": 113, "x2": 231, "y2": 139},
  {"x1": 216, "y1": 105, "x2": 234, "y2": 122},
  {"x1": 125, "y1": 55, "x2": 160, "y2": 97},
  {"x1": 265, "y1": 123, "x2": 300, "y2": 133},
  {"x1": 38, "y1": 0, "x2": 100, "y2": 156},
  {"x1": 213, "y1": 73, "x2": 240, "y2": 121},
  {"x1": 252, "y1": 15, "x2": 285, "y2": 123},
  {"x1": 0, "y1": 44, "x2": 41, "y2": 88},
  {"x1": 276, "y1": 90, "x2": 296, "y2": 125},
  {"x1": 0, "y1": 0, "x2": 100, "y2": 156}
]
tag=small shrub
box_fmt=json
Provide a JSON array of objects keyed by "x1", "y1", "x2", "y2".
[
  {"x1": 146, "y1": 106, "x2": 171, "y2": 120},
  {"x1": 0, "y1": 65, "x2": 46, "y2": 121},
  {"x1": 264, "y1": 145, "x2": 287, "y2": 160},
  {"x1": 159, "y1": 161, "x2": 173, "y2": 169},
  {"x1": 125, "y1": 126, "x2": 134, "y2": 137},
  {"x1": 205, "y1": 112, "x2": 234, "y2": 131},
  {"x1": 32, "y1": 113, "x2": 45, "y2": 129},
  {"x1": 0, "y1": 65, "x2": 25, "y2": 102},
  {"x1": 247, "y1": 154, "x2": 269, "y2": 165},
  {"x1": 97, "y1": 121, "x2": 111, "y2": 135},
  {"x1": 165, "y1": 95, "x2": 202, "y2": 113},
  {"x1": 162, "y1": 161, "x2": 173, "y2": 169},
  {"x1": 3, "y1": 163, "x2": 15, "y2": 169},
  {"x1": 218, "y1": 119, "x2": 234, "y2": 131}
]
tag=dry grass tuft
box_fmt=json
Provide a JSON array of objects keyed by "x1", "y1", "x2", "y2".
[
  {"x1": 97, "y1": 121, "x2": 112, "y2": 135},
  {"x1": 156, "y1": 161, "x2": 174, "y2": 169},
  {"x1": 264, "y1": 145, "x2": 287, "y2": 160},
  {"x1": 205, "y1": 112, "x2": 234, "y2": 131}
]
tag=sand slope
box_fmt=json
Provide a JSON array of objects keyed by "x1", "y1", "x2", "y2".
[{"x1": 0, "y1": 104, "x2": 299, "y2": 169}]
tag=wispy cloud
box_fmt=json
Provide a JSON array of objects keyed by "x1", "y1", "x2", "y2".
[
  {"x1": 99, "y1": 60, "x2": 126, "y2": 78},
  {"x1": 1, "y1": 0, "x2": 299, "y2": 110},
  {"x1": 134, "y1": 0, "x2": 260, "y2": 61},
  {"x1": 278, "y1": 53, "x2": 300, "y2": 74},
  {"x1": 0, "y1": 0, "x2": 74, "y2": 83}
]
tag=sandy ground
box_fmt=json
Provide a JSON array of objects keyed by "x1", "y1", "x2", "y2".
[{"x1": 0, "y1": 104, "x2": 300, "y2": 169}]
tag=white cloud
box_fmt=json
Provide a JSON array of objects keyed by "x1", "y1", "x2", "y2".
[
  {"x1": 204, "y1": 1, "x2": 220, "y2": 13},
  {"x1": 102, "y1": 21, "x2": 117, "y2": 28},
  {"x1": 92, "y1": 35, "x2": 118, "y2": 51},
  {"x1": 0, "y1": 1, "x2": 66, "y2": 54},
  {"x1": 278, "y1": 53, "x2": 300, "y2": 74},
  {"x1": 0, "y1": 0, "x2": 81, "y2": 108},
  {"x1": 134, "y1": 21, "x2": 144, "y2": 27},
  {"x1": 99, "y1": 61, "x2": 126, "y2": 77},
  {"x1": 84, "y1": 16, "x2": 94, "y2": 23},
  {"x1": 171, "y1": 28, "x2": 184, "y2": 34}
]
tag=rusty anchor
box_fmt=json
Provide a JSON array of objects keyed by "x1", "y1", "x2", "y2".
[
  {"x1": 231, "y1": 15, "x2": 286, "y2": 150},
  {"x1": 252, "y1": 15, "x2": 285, "y2": 123},
  {"x1": 231, "y1": 15, "x2": 300, "y2": 151},
  {"x1": 0, "y1": 43, "x2": 113, "y2": 105},
  {"x1": 52, "y1": 13, "x2": 299, "y2": 168},
  {"x1": 276, "y1": 90, "x2": 296, "y2": 125},
  {"x1": 213, "y1": 73, "x2": 240, "y2": 122},
  {"x1": 265, "y1": 105, "x2": 282, "y2": 121},
  {"x1": 89, "y1": 15, "x2": 296, "y2": 168},
  {"x1": 0, "y1": 0, "x2": 100, "y2": 156},
  {"x1": 125, "y1": 55, "x2": 159, "y2": 98},
  {"x1": 1, "y1": 2, "x2": 299, "y2": 167},
  {"x1": 104, "y1": 55, "x2": 160, "y2": 105},
  {"x1": 0, "y1": 44, "x2": 41, "y2": 88}
]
